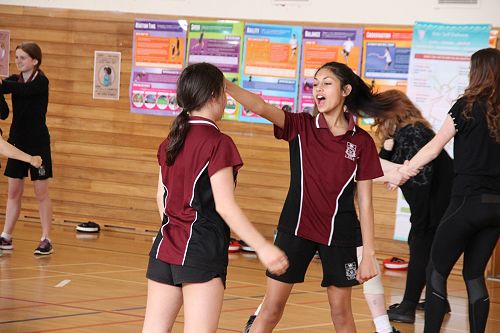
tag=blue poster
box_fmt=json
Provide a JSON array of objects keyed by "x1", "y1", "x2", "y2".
[{"x1": 239, "y1": 23, "x2": 302, "y2": 124}]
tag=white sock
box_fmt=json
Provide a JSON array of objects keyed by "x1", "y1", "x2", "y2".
[
  {"x1": 1, "y1": 232, "x2": 11, "y2": 240},
  {"x1": 373, "y1": 315, "x2": 392, "y2": 333},
  {"x1": 41, "y1": 236, "x2": 51, "y2": 242}
]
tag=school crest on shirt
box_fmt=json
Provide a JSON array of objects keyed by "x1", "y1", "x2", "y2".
[
  {"x1": 345, "y1": 262, "x2": 357, "y2": 280},
  {"x1": 345, "y1": 142, "x2": 357, "y2": 161}
]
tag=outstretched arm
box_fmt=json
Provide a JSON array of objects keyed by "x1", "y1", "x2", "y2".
[
  {"x1": 211, "y1": 167, "x2": 288, "y2": 275},
  {"x1": 0, "y1": 137, "x2": 42, "y2": 167},
  {"x1": 225, "y1": 79, "x2": 285, "y2": 129},
  {"x1": 399, "y1": 115, "x2": 455, "y2": 181}
]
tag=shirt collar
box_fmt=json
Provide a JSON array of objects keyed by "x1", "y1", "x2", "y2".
[
  {"x1": 315, "y1": 112, "x2": 357, "y2": 134},
  {"x1": 188, "y1": 116, "x2": 220, "y2": 131}
]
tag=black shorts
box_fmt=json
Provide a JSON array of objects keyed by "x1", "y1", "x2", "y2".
[
  {"x1": 4, "y1": 144, "x2": 52, "y2": 181},
  {"x1": 146, "y1": 256, "x2": 227, "y2": 288},
  {"x1": 267, "y1": 231, "x2": 359, "y2": 288}
]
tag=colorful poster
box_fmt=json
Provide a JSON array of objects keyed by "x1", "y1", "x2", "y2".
[
  {"x1": 394, "y1": 22, "x2": 491, "y2": 242},
  {"x1": 130, "y1": 19, "x2": 187, "y2": 116},
  {"x1": 93, "y1": 51, "x2": 121, "y2": 100},
  {"x1": 359, "y1": 28, "x2": 413, "y2": 129},
  {"x1": 299, "y1": 27, "x2": 363, "y2": 114},
  {"x1": 0, "y1": 30, "x2": 10, "y2": 77},
  {"x1": 187, "y1": 21, "x2": 244, "y2": 120},
  {"x1": 239, "y1": 23, "x2": 302, "y2": 124}
]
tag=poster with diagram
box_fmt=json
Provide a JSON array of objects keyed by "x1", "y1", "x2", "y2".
[
  {"x1": 130, "y1": 19, "x2": 187, "y2": 116},
  {"x1": 187, "y1": 21, "x2": 244, "y2": 120},
  {"x1": 239, "y1": 23, "x2": 302, "y2": 124}
]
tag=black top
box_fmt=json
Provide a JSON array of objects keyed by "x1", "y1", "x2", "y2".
[
  {"x1": 380, "y1": 123, "x2": 453, "y2": 232},
  {"x1": 0, "y1": 73, "x2": 50, "y2": 148},
  {"x1": 449, "y1": 97, "x2": 500, "y2": 196},
  {"x1": 0, "y1": 93, "x2": 8, "y2": 137}
]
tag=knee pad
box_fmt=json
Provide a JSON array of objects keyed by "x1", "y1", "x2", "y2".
[
  {"x1": 363, "y1": 256, "x2": 384, "y2": 295},
  {"x1": 465, "y1": 276, "x2": 488, "y2": 304}
]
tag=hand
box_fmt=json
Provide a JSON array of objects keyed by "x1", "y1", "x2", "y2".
[
  {"x1": 399, "y1": 160, "x2": 420, "y2": 180},
  {"x1": 383, "y1": 138, "x2": 394, "y2": 151},
  {"x1": 356, "y1": 255, "x2": 378, "y2": 284},
  {"x1": 385, "y1": 167, "x2": 409, "y2": 187},
  {"x1": 256, "y1": 242, "x2": 289, "y2": 276},
  {"x1": 30, "y1": 156, "x2": 42, "y2": 168}
]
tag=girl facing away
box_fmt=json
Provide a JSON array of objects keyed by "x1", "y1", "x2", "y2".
[
  {"x1": 371, "y1": 89, "x2": 453, "y2": 324},
  {"x1": 227, "y1": 62, "x2": 399, "y2": 333},
  {"x1": 141, "y1": 62, "x2": 288, "y2": 333}
]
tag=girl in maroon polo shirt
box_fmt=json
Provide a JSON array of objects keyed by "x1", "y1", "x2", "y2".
[
  {"x1": 227, "y1": 62, "x2": 396, "y2": 333},
  {"x1": 141, "y1": 63, "x2": 288, "y2": 333}
]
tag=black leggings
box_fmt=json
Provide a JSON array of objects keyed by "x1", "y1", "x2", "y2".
[{"x1": 424, "y1": 194, "x2": 500, "y2": 333}]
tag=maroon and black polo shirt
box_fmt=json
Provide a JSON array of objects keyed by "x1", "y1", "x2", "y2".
[
  {"x1": 151, "y1": 116, "x2": 243, "y2": 272},
  {"x1": 275, "y1": 111, "x2": 383, "y2": 247}
]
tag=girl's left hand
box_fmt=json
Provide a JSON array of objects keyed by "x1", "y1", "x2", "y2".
[{"x1": 356, "y1": 255, "x2": 377, "y2": 284}]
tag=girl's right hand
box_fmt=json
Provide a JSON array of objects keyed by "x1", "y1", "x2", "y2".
[
  {"x1": 30, "y1": 156, "x2": 42, "y2": 168},
  {"x1": 257, "y1": 242, "x2": 289, "y2": 276}
]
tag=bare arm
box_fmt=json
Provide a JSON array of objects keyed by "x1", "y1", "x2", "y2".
[
  {"x1": 0, "y1": 137, "x2": 42, "y2": 167},
  {"x1": 373, "y1": 158, "x2": 410, "y2": 185},
  {"x1": 156, "y1": 169, "x2": 165, "y2": 220},
  {"x1": 225, "y1": 79, "x2": 285, "y2": 128},
  {"x1": 399, "y1": 115, "x2": 455, "y2": 180},
  {"x1": 211, "y1": 167, "x2": 288, "y2": 275},
  {"x1": 356, "y1": 180, "x2": 378, "y2": 283}
]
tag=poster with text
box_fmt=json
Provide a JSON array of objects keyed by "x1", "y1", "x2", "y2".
[
  {"x1": 93, "y1": 51, "x2": 121, "y2": 100},
  {"x1": 130, "y1": 19, "x2": 187, "y2": 116},
  {"x1": 239, "y1": 23, "x2": 302, "y2": 124},
  {"x1": 187, "y1": 21, "x2": 244, "y2": 120},
  {"x1": 299, "y1": 27, "x2": 363, "y2": 114},
  {"x1": 0, "y1": 30, "x2": 10, "y2": 77},
  {"x1": 360, "y1": 28, "x2": 413, "y2": 129},
  {"x1": 394, "y1": 21, "x2": 491, "y2": 242}
]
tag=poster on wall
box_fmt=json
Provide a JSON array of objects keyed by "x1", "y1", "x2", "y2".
[
  {"x1": 187, "y1": 21, "x2": 244, "y2": 120},
  {"x1": 93, "y1": 51, "x2": 121, "y2": 100},
  {"x1": 359, "y1": 27, "x2": 412, "y2": 129},
  {"x1": 239, "y1": 23, "x2": 302, "y2": 124},
  {"x1": 0, "y1": 30, "x2": 10, "y2": 77},
  {"x1": 489, "y1": 30, "x2": 498, "y2": 48},
  {"x1": 393, "y1": 21, "x2": 491, "y2": 242},
  {"x1": 299, "y1": 27, "x2": 363, "y2": 114},
  {"x1": 130, "y1": 19, "x2": 187, "y2": 116}
]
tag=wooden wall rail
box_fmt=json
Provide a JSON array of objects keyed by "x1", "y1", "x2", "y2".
[{"x1": 2, "y1": 5, "x2": 495, "y2": 272}]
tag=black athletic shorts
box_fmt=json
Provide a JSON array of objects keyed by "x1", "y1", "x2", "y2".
[
  {"x1": 267, "y1": 231, "x2": 359, "y2": 287},
  {"x1": 4, "y1": 143, "x2": 52, "y2": 181},
  {"x1": 146, "y1": 256, "x2": 227, "y2": 288}
]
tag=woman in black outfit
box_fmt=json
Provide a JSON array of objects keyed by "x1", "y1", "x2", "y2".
[
  {"x1": 399, "y1": 48, "x2": 500, "y2": 333},
  {"x1": 0, "y1": 42, "x2": 53, "y2": 255},
  {"x1": 372, "y1": 89, "x2": 453, "y2": 324}
]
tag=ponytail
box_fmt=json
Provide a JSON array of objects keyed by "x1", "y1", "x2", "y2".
[{"x1": 165, "y1": 109, "x2": 190, "y2": 166}]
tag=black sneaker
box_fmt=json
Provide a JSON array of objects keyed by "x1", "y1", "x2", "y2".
[
  {"x1": 243, "y1": 315, "x2": 256, "y2": 333},
  {"x1": 34, "y1": 239, "x2": 53, "y2": 255},
  {"x1": 387, "y1": 302, "x2": 416, "y2": 323},
  {"x1": 0, "y1": 236, "x2": 13, "y2": 250},
  {"x1": 76, "y1": 222, "x2": 100, "y2": 233}
]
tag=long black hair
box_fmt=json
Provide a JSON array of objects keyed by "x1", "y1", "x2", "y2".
[
  {"x1": 314, "y1": 62, "x2": 376, "y2": 118},
  {"x1": 165, "y1": 62, "x2": 225, "y2": 165}
]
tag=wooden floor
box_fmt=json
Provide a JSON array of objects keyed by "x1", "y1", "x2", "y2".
[{"x1": 1, "y1": 222, "x2": 499, "y2": 333}]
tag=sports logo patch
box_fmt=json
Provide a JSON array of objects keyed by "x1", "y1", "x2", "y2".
[
  {"x1": 345, "y1": 261, "x2": 357, "y2": 280},
  {"x1": 345, "y1": 142, "x2": 357, "y2": 161}
]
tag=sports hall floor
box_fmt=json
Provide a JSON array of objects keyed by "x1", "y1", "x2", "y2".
[{"x1": 1, "y1": 222, "x2": 499, "y2": 332}]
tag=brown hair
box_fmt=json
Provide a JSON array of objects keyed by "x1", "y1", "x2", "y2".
[
  {"x1": 371, "y1": 89, "x2": 432, "y2": 141},
  {"x1": 462, "y1": 48, "x2": 500, "y2": 143}
]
